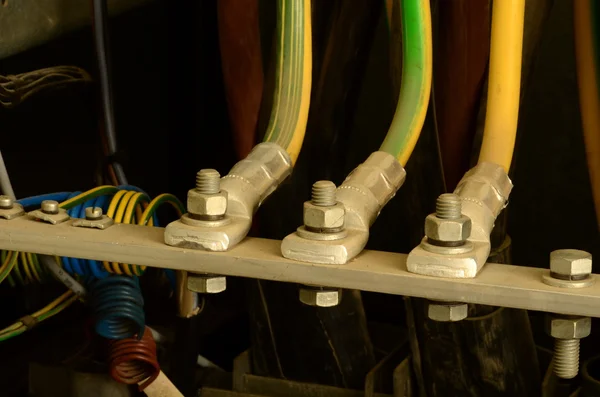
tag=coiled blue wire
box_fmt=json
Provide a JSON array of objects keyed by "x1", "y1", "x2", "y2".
[{"x1": 89, "y1": 276, "x2": 146, "y2": 340}]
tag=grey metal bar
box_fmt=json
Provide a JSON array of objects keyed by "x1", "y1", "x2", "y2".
[{"x1": 0, "y1": 215, "x2": 597, "y2": 317}]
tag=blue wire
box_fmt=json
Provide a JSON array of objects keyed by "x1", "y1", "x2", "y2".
[
  {"x1": 17, "y1": 192, "x2": 71, "y2": 207},
  {"x1": 90, "y1": 276, "x2": 145, "y2": 340},
  {"x1": 17, "y1": 186, "x2": 169, "y2": 285},
  {"x1": 16, "y1": 186, "x2": 145, "y2": 208}
]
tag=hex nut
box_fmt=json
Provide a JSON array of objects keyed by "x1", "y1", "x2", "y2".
[
  {"x1": 299, "y1": 287, "x2": 341, "y2": 307},
  {"x1": 546, "y1": 316, "x2": 591, "y2": 339},
  {"x1": 187, "y1": 274, "x2": 226, "y2": 293},
  {"x1": 428, "y1": 302, "x2": 468, "y2": 322},
  {"x1": 425, "y1": 214, "x2": 472, "y2": 243},
  {"x1": 550, "y1": 249, "x2": 592, "y2": 277},
  {"x1": 187, "y1": 189, "x2": 228, "y2": 217},
  {"x1": 303, "y1": 201, "x2": 345, "y2": 230}
]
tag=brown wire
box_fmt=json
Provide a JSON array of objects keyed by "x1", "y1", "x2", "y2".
[{"x1": 107, "y1": 327, "x2": 160, "y2": 390}]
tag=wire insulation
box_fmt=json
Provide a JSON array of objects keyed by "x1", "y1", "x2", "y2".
[
  {"x1": 379, "y1": 0, "x2": 432, "y2": 166},
  {"x1": 477, "y1": 0, "x2": 525, "y2": 171},
  {"x1": 261, "y1": 0, "x2": 312, "y2": 165},
  {"x1": 107, "y1": 326, "x2": 160, "y2": 390},
  {"x1": 574, "y1": 0, "x2": 600, "y2": 227},
  {"x1": 0, "y1": 150, "x2": 15, "y2": 199},
  {"x1": 90, "y1": 276, "x2": 145, "y2": 340},
  {"x1": 40, "y1": 255, "x2": 87, "y2": 297},
  {"x1": 0, "y1": 290, "x2": 77, "y2": 342},
  {"x1": 0, "y1": 66, "x2": 91, "y2": 108},
  {"x1": 92, "y1": 0, "x2": 128, "y2": 185}
]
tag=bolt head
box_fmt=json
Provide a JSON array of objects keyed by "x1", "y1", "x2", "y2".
[
  {"x1": 303, "y1": 201, "x2": 345, "y2": 230},
  {"x1": 85, "y1": 206, "x2": 103, "y2": 220},
  {"x1": 550, "y1": 249, "x2": 592, "y2": 277},
  {"x1": 425, "y1": 214, "x2": 471, "y2": 243},
  {"x1": 299, "y1": 287, "x2": 341, "y2": 307},
  {"x1": 546, "y1": 315, "x2": 591, "y2": 339},
  {"x1": 41, "y1": 200, "x2": 59, "y2": 214},
  {"x1": 187, "y1": 274, "x2": 226, "y2": 293},
  {"x1": 427, "y1": 302, "x2": 468, "y2": 322},
  {"x1": 0, "y1": 195, "x2": 13, "y2": 209},
  {"x1": 187, "y1": 189, "x2": 228, "y2": 217}
]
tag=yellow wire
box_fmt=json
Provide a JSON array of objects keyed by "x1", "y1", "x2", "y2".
[
  {"x1": 123, "y1": 192, "x2": 148, "y2": 276},
  {"x1": 574, "y1": 0, "x2": 600, "y2": 228},
  {"x1": 0, "y1": 290, "x2": 74, "y2": 335},
  {"x1": 111, "y1": 191, "x2": 137, "y2": 275},
  {"x1": 106, "y1": 190, "x2": 127, "y2": 218},
  {"x1": 19, "y1": 252, "x2": 33, "y2": 284},
  {"x1": 104, "y1": 191, "x2": 127, "y2": 273},
  {"x1": 27, "y1": 253, "x2": 41, "y2": 283},
  {"x1": 477, "y1": 0, "x2": 525, "y2": 172},
  {"x1": 114, "y1": 191, "x2": 136, "y2": 223},
  {"x1": 59, "y1": 186, "x2": 117, "y2": 209},
  {"x1": 394, "y1": 0, "x2": 432, "y2": 166},
  {"x1": 32, "y1": 290, "x2": 73, "y2": 317},
  {"x1": 284, "y1": 0, "x2": 312, "y2": 165},
  {"x1": 124, "y1": 192, "x2": 146, "y2": 223}
]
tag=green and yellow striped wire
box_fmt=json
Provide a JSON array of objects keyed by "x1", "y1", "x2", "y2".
[
  {"x1": 380, "y1": 0, "x2": 433, "y2": 167},
  {"x1": 262, "y1": 0, "x2": 312, "y2": 165}
]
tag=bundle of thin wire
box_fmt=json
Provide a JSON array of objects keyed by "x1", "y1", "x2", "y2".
[
  {"x1": 0, "y1": 290, "x2": 78, "y2": 342},
  {"x1": 0, "y1": 66, "x2": 91, "y2": 108},
  {"x1": 574, "y1": 0, "x2": 600, "y2": 228}
]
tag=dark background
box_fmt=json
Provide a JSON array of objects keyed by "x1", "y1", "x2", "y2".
[{"x1": 0, "y1": 0, "x2": 598, "y2": 395}]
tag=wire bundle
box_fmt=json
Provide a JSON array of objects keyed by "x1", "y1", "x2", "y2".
[
  {"x1": 0, "y1": 66, "x2": 91, "y2": 108},
  {"x1": 0, "y1": 290, "x2": 78, "y2": 342},
  {"x1": 107, "y1": 326, "x2": 160, "y2": 390},
  {"x1": 4, "y1": 251, "x2": 54, "y2": 286},
  {"x1": 90, "y1": 276, "x2": 145, "y2": 340},
  {"x1": 10, "y1": 186, "x2": 184, "y2": 282}
]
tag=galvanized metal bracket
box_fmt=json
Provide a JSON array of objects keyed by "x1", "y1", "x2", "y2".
[
  {"x1": 407, "y1": 162, "x2": 513, "y2": 278},
  {"x1": 282, "y1": 151, "x2": 406, "y2": 265},
  {"x1": 165, "y1": 142, "x2": 292, "y2": 251}
]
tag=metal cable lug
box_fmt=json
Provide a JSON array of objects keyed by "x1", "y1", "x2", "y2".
[
  {"x1": 282, "y1": 151, "x2": 406, "y2": 265},
  {"x1": 407, "y1": 162, "x2": 512, "y2": 278},
  {"x1": 164, "y1": 142, "x2": 292, "y2": 251}
]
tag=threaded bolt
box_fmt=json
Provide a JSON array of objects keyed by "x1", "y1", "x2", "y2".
[
  {"x1": 554, "y1": 339, "x2": 580, "y2": 379},
  {"x1": 41, "y1": 200, "x2": 59, "y2": 214},
  {"x1": 311, "y1": 180, "x2": 337, "y2": 207},
  {"x1": 196, "y1": 169, "x2": 221, "y2": 194},
  {"x1": 0, "y1": 195, "x2": 13, "y2": 209},
  {"x1": 85, "y1": 207, "x2": 103, "y2": 220},
  {"x1": 436, "y1": 193, "x2": 462, "y2": 219}
]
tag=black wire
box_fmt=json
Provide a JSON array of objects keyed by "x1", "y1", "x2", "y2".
[{"x1": 92, "y1": 0, "x2": 127, "y2": 185}]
